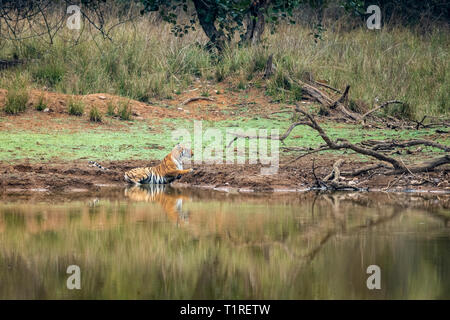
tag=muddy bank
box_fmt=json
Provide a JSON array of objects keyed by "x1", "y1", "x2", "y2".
[{"x1": 0, "y1": 158, "x2": 448, "y2": 193}]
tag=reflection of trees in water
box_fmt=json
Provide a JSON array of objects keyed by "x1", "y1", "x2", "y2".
[
  {"x1": 222, "y1": 192, "x2": 403, "y2": 266},
  {"x1": 125, "y1": 186, "x2": 394, "y2": 265}
]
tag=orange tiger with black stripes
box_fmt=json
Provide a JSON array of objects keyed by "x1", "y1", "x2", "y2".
[{"x1": 124, "y1": 144, "x2": 194, "y2": 184}]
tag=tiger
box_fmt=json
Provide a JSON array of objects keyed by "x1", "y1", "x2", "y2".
[
  {"x1": 124, "y1": 184, "x2": 190, "y2": 225},
  {"x1": 124, "y1": 143, "x2": 194, "y2": 185}
]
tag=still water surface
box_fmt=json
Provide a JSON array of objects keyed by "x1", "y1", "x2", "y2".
[{"x1": 0, "y1": 186, "x2": 449, "y2": 299}]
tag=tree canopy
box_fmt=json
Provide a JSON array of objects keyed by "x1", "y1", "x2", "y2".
[{"x1": 140, "y1": 0, "x2": 316, "y2": 51}]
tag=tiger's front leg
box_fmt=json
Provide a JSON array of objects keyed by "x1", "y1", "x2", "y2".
[{"x1": 168, "y1": 168, "x2": 193, "y2": 176}]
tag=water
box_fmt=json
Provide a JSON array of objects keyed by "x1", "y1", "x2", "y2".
[{"x1": 0, "y1": 186, "x2": 449, "y2": 299}]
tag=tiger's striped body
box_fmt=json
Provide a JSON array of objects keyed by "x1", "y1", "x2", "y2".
[{"x1": 124, "y1": 144, "x2": 193, "y2": 185}]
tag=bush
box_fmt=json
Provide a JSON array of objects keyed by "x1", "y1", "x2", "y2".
[
  {"x1": 4, "y1": 87, "x2": 29, "y2": 114},
  {"x1": 68, "y1": 98, "x2": 84, "y2": 116},
  {"x1": 35, "y1": 96, "x2": 47, "y2": 111},
  {"x1": 118, "y1": 101, "x2": 132, "y2": 120},
  {"x1": 106, "y1": 102, "x2": 116, "y2": 116},
  {"x1": 89, "y1": 106, "x2": 102, "y2": 122}
]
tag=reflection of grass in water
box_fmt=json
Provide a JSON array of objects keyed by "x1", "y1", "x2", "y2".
[{"x1": 0, "y1": 196, "x2": 448, "y2": 299}]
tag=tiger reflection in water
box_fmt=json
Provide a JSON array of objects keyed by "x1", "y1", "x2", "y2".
[{"x1": 124, "y1": 184, "x2": 190, "y2": 226}]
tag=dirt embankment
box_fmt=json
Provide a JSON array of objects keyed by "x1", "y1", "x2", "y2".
[
  {"x1": 0, "y1": 83, "x2": 283, "y2": 127},
  {"x1": 0, "y1": 87, "x2": 448, "y2": 194},
  {"x1": 0, "y1": 158, "x2": 448, "y2": 193}
]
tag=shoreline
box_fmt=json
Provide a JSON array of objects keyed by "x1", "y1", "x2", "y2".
[{"x1": 1, "y1": 159, "x2": 448, "y2": 194}]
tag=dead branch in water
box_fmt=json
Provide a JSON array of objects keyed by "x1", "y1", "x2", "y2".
[
  {"x1": 293, "y1": 106, "x2": 407, "y2": 170},
  {"x1": 228, "y1": 102, "x2": 448, "y2": 184}
]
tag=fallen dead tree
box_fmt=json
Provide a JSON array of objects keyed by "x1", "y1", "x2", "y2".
[
  {"x1": 231, "y1": 106, "x2": 449, "y2": 189},
  {"x1": 181, "y1": 96, "x2": 215, "y2": 105},
  {"x1": 293, "y1": 106, "x2": 449, "y2": 175},
  {"x1": 260, "y1": 56, "x2": 448, "y2": 128},
  {"x1": 291, "y1": 78, "x2": 361, "y2": 121},
  {"x1": 360, "y1": 139, "x2": 449, "y2": 152},
  {"x1": 360, "y1": 100, "x2": 403, "y2": 122}
]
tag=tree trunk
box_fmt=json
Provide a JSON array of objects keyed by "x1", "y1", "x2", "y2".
[
  {"x1": 242, "y1": 0, "x2": 267, "y2": 45},
  {"x1": 192, "y1": 0, "x2": 224, "y2": 52}
]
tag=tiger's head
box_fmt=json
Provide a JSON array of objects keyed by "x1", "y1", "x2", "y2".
[{"x1": 171, "y1": 143, "x2": 193, "y2": 161}]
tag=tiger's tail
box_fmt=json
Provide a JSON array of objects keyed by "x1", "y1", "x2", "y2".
[{"x1": 89, "y1": 161, "x2": 109, "y2": 170}]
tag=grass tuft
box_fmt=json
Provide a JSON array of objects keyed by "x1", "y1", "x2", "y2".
[
  {"x1": 118, "y1": 101, "x2": 132, "y2": 121},
  {"x1": 4, "y1": 86, "x2": 29, "y2": 115},
  {"x1": 106, "y1": 102, "x2": 116, "y2": 117},
  {"x1": 89, "y1": 106, "x2": 103, "y2": 122},
  {"x1": 68, "y1": 98, "x2": 84, "y2": 116},
  {"x1": 35, "y1": 96, "x2": 47, "y2": 111}
]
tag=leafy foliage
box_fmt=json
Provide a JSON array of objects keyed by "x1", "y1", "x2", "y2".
[{"x1": 140, "y1": 0, "x2": 304, "y2": 50}]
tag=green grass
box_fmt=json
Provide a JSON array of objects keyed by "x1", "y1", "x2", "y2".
[
  {"x1": 0, "y1": 120, "x2": 172, "y2": 162},
  {"x1": 0, "y1": 116, "x2": 446, "y2": 163},
  {"x1": 0, "y1": 17, "x2": 448, "y2": 119}
]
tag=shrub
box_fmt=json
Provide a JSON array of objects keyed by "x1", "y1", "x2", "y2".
[
  {"x1": 106, "y1": 102, "x2": 116, "y2": 116},
  {"x1": 89, "y1": 106, "x2": 102, "y2": 122},
  {"x1": 35, "y1": 96, "x2": 47, "y2": 111},
  {"x1": 118, "y1": 101, "x2": 132, "y2": 120},
  {"x1": 4, "y1": 87, "x2": 29, "y2": 114},
  {"x1": 68, "y1": 98, "x2": 84, "y2": 116},
  {"x1": 291, "y1": 84, "x2": 303, "y2": 101}
]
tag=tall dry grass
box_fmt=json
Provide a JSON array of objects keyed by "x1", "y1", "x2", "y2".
[{"x1": 0, "y1": 12, "x2": 448, "y2": 119}]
